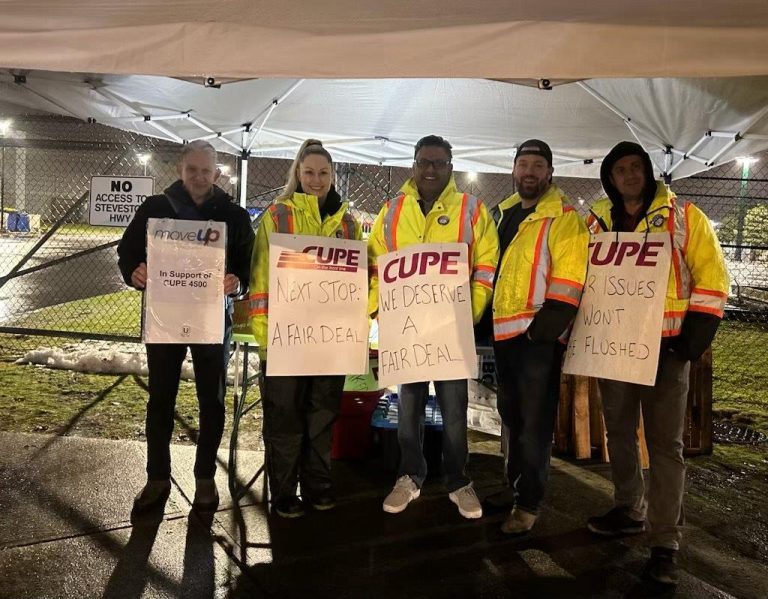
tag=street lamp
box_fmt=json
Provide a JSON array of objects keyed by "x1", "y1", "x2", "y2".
[
  {"x1": 734, "y1": 156, "x2": 758, "y2": 261},
  {"x1": 137, "y1": 153, "x2": 152, "y2": 176}
]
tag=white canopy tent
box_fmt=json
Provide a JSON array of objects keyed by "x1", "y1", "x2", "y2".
[
  {"x1": 2, "y1": 71, "x2": 768, "y2": 181},
  {"x1": 1, "y1": 1, "x2": 768, "y2": 197},
  {"x1": 1, "y1": 0, "x2": 768, "y2": 80}
]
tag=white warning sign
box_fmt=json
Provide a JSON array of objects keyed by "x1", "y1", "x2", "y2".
[{"x1": 89, "y1": 176, "x2": 154, "y2": 227}]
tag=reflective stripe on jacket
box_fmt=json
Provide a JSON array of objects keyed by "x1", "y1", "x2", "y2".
[
  {"x1": 586, "y1": 181, "x2": 729, "y2": 336},
  {"x1": 249, "y1": 192, "x2": 362, "y2": 353},
  {"x1": 492, "y1": 185, "x2": 589, "y2": 341},
  {"x1": 367, "y1": 177, "x2": 499, "y2": 323}
]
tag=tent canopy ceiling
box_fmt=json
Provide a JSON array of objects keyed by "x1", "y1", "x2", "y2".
[
  {"x1": 1, "y1": 1, "x2": 768, "y2": 79},
  {"x1": 2, "y1": 71, "x2": 768, "y2": 179}
]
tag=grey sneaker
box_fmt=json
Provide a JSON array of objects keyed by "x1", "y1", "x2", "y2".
[
  {"x1": 449, "y1": 484, "x2": 483, "y2": 519},
  {"x1": 383, "y1": 475, "x2": 420, "y2": 514}
]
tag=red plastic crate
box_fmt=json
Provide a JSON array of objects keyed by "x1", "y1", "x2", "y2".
[{"x1": 331, "y1": 391, "x2": 382, "y2": 459}]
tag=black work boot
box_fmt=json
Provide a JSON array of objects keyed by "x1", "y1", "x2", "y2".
[
  {"x1": 644, "y1": 547, "x2": 679, "y2": 586},
  {"x1": 587, "y1": 507, "x2": 645, "y2": 536}
]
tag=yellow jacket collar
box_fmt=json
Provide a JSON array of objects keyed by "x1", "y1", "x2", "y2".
[
  {"x1": 282, "y1": 192, "x2": 349, "y2": 221},
  {"x1": 399, "y1": 176, "x2": 460, "y2": 206},
  {"x1": 497, "y1": 184, "x2": 570, "y2": 220},
  {"x1": 647, "y1": 181, "x2": 676, "y2": 213}
]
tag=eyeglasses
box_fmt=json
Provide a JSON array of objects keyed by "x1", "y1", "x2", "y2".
[{"x1": 414, "y1": 158, "x2": 451, "y2": 170}]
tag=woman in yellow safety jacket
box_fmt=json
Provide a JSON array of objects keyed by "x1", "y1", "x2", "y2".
[{"x1": 249, "y1": 139, "x2": 361, "y2": 519}]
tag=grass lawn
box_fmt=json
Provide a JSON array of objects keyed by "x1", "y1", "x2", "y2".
[
  {"x1": 712, "y1": 320, "x2": 768, "y2": 433},
  {"x1": 51, "y1": 223, "x2": 126, "y2": 237},
  {"x1": 13, "y1": 290, "x2": 142, "y2": 338}
]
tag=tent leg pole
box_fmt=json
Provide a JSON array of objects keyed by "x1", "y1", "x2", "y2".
[{"x1": 238, "y1": 152, "x2": 249, "y2": 209}]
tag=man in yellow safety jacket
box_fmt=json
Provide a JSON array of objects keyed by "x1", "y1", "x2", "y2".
[
  {"x1": 491, "y1": 139, "x2": 589, "y2": 535},
  {"x1": 585, "y1": 141, "x2": 729, "y2": 586},
  {"x1": 368, "y1": 135, "x2": 499, "y2": 520}
]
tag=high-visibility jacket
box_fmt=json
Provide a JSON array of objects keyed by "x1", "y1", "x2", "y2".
[
  {"x1": 492, "y1": 185, "x2": 589, "y2": 341},
  {"x1": 249, "y1": 192, "x2": 362, "y2": 353},
  {"x1": 368, "y1": 177, "x2": 499, "y2": 323},
  {"x1": 586, "y1": 181, "x2": 729, "y2": 336}
]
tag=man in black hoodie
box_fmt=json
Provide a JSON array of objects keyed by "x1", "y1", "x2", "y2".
[
  {"x1": 585, "y1": 142, "x2": 729, "y2": 585},
  {"x1": 118, "y1": 140, "x2": 255, "y2": 518}
]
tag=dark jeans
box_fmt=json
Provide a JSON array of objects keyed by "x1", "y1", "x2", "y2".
[
  {"x1": 398, "y1": 379, "x2": 470, "y2": 492},
  {"x1": 145, "y1": 337, "x2": 230, "y2": 480},
  {"x1": 260, "y1": 370, "x2": 345, "y2": 502},
  {"x1": 493, "y1": 335, "x2": 564, "y2": 514}
]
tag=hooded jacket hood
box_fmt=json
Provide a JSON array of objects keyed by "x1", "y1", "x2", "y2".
[{"x1": 599, "y1": 141, "x2": 658, "y2": 208}]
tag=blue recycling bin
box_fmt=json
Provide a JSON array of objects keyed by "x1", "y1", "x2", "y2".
[{"x1": 5, "y1": 211, "x2": 29, "y2": 232}]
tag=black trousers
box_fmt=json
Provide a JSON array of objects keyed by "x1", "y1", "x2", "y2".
[
  {"x1": 260, "y1": 370, "x2": 344, "y2": 502},
  {"x1": 493, "y1": 334, "x2": 564, "y2": 514},
  {"x1": 145, "y1": 329, "x2": 231, "y2": 480}
]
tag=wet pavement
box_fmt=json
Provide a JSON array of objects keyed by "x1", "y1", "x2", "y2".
[
  {"x1": 0, "y1": 234, "x2": 125, "y2": 322},
  {"x1": 0, "y1": 431, "x2": 765, "y2": 599}
]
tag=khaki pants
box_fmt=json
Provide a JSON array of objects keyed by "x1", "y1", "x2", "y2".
[{"x1": 598, "y1": 349, "x2": 690, "y2": 550}]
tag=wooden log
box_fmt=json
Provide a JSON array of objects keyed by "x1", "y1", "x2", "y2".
[
  {"x1": 588, "y1": 377, "x2": 603, "y2": 448},
  {"x1": 572, "y1": 375, "x2": 591, "y2": 459},
  {"x1": 555, "y1": 373, "x2": 573, "y2": 454},
  {"x1": 638, "y1": 412, "x2": 650, "y2": 470},
  {"x1": 684, "y1": 347, "x2": 713, "y2": 455}
]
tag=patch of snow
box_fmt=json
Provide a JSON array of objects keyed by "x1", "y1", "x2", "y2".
[{"x1": 15, "y1": 340, "x2": 261, "y2": 384}]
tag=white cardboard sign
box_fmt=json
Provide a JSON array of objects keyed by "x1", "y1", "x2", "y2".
[
  {"x1": 143, "y1": 218, "x2": 226, "y2": 344},
  {"x1": 266, "y1": 233, "x2": 369, "y2": 376},
  {"x1": 89, "y1": 176, "x2": 154, "y2": 226},
  {"x1": 377, "y1": 243, "x2": 478, "y2": 387},
  {"x1": 563, "y1": 232, "x2": 672, "y2": 386}
]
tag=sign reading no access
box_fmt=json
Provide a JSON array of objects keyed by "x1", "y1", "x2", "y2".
[{"x1": 89, "y1": 176, "x2": 154, "y2": 227}]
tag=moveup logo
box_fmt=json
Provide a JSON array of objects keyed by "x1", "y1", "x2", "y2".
[
  {"x1": 153, "y1": 227, "x2": 220, "y2": 246},
  {"x1": 277, "y1": 246, "x2": 361, "y2": 273}
]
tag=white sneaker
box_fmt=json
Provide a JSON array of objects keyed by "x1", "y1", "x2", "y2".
[
  {"x1": 449, "y1": 484, "x2": 483, "y2": 519},
  {"x1": 383, "y1": 475, "x2": 420, "y2": 514}
]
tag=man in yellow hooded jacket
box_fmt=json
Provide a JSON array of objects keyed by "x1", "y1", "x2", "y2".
[
  {"x1": 368, "y1": 135, "x2": 499, "y2": 519},
  {"x1": 491, "y1": 140, "x2": 589, "y2": 535},
  {"x1": 585, "y1": 141, "x2": 729, "y2": 586}
]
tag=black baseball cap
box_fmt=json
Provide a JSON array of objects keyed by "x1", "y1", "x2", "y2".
[{"x1": 514, "y1": 139, "x2": 553, "y2": 166}]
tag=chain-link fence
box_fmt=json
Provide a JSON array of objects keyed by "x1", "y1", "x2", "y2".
[{"x1": 1, "y1": 115, "x2": 766, "y2": 406}]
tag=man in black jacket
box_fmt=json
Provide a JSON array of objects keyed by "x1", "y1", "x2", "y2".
[{"x1": 118, "y1": 140, "x2": 255, "y2": 518}]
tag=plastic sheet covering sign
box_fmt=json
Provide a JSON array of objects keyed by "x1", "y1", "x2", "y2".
[
  {"x1": 89, "y1": 176, "x2": 154, "y2": 227},
  {"x1": 377, "y1": 243, "x2": 477, "y2": 387},
  {"x1": 143, "y1": 218, "x2": 226, "y2": 344},
  {"x1": 266, "y1": 233, "x2": 369, "y2": 376},
  {"x1": 563, "y1": 232, "x2": 672, "y2": 386}
]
